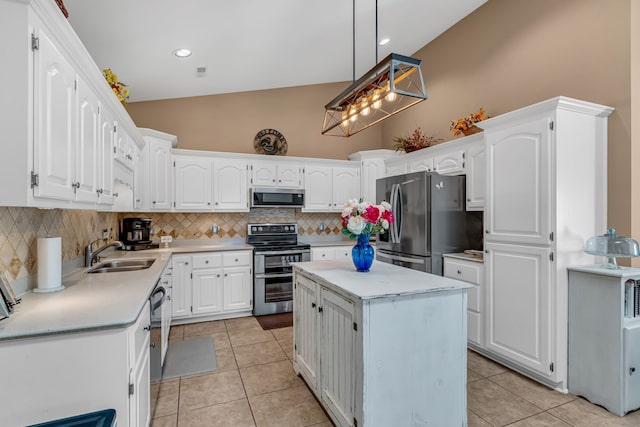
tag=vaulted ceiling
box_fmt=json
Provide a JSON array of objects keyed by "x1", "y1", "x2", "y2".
[{"x1": 64, "y1": 0, "x2": 486, "y2": 102}]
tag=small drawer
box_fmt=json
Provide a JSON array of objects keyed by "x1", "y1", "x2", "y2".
[
  {"x1": 192, "y1": 253, "x2": 222, "y2": 269},
  {"x1": 335, "y1": 247, "x2": 351, "y2": 259},
  {"x1": 312, "y1": 248, "x2": 335, "y2": 261},
  {"x1": 444, "y1": 260, "x2": 481, "y2": 285},
  {"x1": 223, "y1": 251, "x2": 252, "y2": 267}
]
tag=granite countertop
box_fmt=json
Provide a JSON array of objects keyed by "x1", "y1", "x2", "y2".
[
  {"x1": 293, "y1": 260, "x2": 471, "y2": 301},
  {"x1": 0, "y1": 243, "x2": 255, "y2": 342}
]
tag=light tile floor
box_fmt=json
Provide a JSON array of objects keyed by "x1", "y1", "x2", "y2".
[{"x1": 151, "y1": 317, "x2": 640, "y2": 427}]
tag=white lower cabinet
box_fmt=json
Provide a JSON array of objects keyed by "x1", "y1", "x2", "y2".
[
  {"x1": 171, "y1": 251, "x2": 252, "y2": 321},
  {"x1": 444, "y1": 256, "x2": 484, "y2": 347},
  {"x1": 484, "y1": 243, "x2": 553, "y2": 378},
  {"x1": 293, "y1": 267, "x2": 467, "y2": 427},
  {"x1": 0, "y1": 301, "x2": 151, "y2": 427}
]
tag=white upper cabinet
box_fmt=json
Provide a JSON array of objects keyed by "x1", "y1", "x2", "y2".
[
  {"x1": 485, "y1": 116, "x2": 552, "y2": 245},
  {"x1": 75, "y1": 76, "x2": 100, "y2": 204},
  {"x1": 97, "y1": 107, "x2": 115, "y2": 205},
  {"x1": 32, "y1": 24, "x2": 76, "y2": 202},
  {"x1": 408, "y1": 156, "x2": 434, "y2": 173},
  {"x1": 303, "y1": 164, "x2": 360, "y2": 212},
  {"x1": 434, "y1": 149, "x2": 465, "y2": 175},
  {"x1": 174, "y1": 155, "x2": 212, "y2": 211},
  {"x1": 213, "y1": 158, "x2": 249, "y2": 211},
  {"x1": 466, "y1": 140, "x2": 485, "y2": 211},
  {"x1": 148, "y1": 138, "x2": 173, "y2": 211},
  {"x1": 251, "y1": 160, "x2": 303, "y2": 188}
]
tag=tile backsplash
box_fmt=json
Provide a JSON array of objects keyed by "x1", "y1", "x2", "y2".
[
  {"x1": 0, "y1": 207, "x2": 118, "y2": 283},
  {"x1": 0, "y1": 207, "x2": 344, "y2": 289},
  {"x1": 121, "y1": 209, "x2": 344, "y2": 240}
]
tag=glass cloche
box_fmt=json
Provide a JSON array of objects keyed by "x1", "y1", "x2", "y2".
[{"x1": 584, "y1": 227, "x2": 640, "y2": 269}]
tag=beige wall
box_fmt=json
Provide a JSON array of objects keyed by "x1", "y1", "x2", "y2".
[
  {"x1": 381, "y1": 0, "x2": 633, "y2": 242},
  {"x1": 127, "y1": 82, "x2": 382, "y2": 160}
]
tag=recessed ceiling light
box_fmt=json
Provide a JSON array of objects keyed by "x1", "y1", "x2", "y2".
[
  {"x1": 379, "y1": 38, "x2": 390, "y2": 46},
  {"x1": 173, "y1": 48, "x2": 192, "y2": 58}
]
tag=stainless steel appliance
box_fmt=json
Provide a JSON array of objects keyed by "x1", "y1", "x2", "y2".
[
  {"x1": 248, "y1": 223, "x2": 310, "y2": 316},
  {"x1": 120, "y1": 218, "x2": 159, "y2": 251},
  {"x1": 376, "y1": 171, "x2": 482, "y2": 275},
  {"x1": 250, "y1": 188, "x2": 305, "y2": 208},
  {"x1": 150, "y1": 271, "x2": 170, "y2": 418}
]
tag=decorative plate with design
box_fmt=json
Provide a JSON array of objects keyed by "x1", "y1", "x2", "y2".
[{"x1": 254, "y1": 129, "x2": 288, "y2": 156}]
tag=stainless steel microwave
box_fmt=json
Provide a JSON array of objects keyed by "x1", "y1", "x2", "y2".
[{"x1": 250, "y1": 187, "x2": 305, "y2": 208}]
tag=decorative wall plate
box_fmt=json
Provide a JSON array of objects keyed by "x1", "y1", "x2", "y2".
[{"x1": 254, "y1": 129, "x2": 288, "y2": 155}]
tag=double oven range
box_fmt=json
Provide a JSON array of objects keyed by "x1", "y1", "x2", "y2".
[{"x1": 248, "y1": 223, "x2": 310, "y2": 316}]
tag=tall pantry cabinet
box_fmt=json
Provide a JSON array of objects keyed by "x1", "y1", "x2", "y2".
[{"x1": 479, "y1": 97, "x2": 613, "y2": 392}]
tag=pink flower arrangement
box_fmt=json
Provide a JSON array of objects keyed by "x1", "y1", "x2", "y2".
[{"x1": 341, "y1": 198, "x2": 395, "y2": 238}]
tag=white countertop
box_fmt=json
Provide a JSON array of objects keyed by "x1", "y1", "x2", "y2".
[
  {"x1": 0, "y1": 243, "x2": 255, "y2": 342},
  {"x1": 292, "y1": 260, "x2": 471, "y2": 301},
  {"x1": 443, "y1": 252, "x2": 484, "y2": 263}
]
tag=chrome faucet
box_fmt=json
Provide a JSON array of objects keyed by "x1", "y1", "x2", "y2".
[{"x1": 85, "y1": 240, "x2": 124, "y2": 267}]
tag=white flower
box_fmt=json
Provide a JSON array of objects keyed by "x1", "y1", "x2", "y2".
[
  {"x1": 381, "y1": 219, "x2": 389, "y2": 229},
  {"x1": 347, "y1": 216, "x2": 366, "y2": 235},
  {"x1": 341, "y1": 207, "x2": 353, "y2": 218},
  {"x1": 380, "y1": 201, "x2": 391, "y2": 211}
]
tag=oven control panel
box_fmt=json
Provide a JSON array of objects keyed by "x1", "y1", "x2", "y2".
[{"x1": 248, "y1": 223, "x2": 298, "y2": 236}]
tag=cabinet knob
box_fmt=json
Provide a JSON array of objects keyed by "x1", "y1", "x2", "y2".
[
  {"x1": 318, "y1": 306, "x2": 323, "y2": 313},
  {"x1": 312, "y1": 302, "x2": 316, "y2": 308},
  {"x1": 631, "y1": 367, "x2": 637, "y2": 375},
  {"x1": 485, "y1": 230, "x2": 489, "y2": 234},
  {"x1": 272, "y1": 179, "x2": 276, "y2": 182},
  {"x1": 185, "y1": 262, "x2": 189, "y2": 265},
  {"x1": 225, "y1": 273, "x2": 228, "y2": 277},
  {"x1": 457, "y1": 270, "x2": 461, "y2": 275},
  {"x1": 153, "y1": 201, "x2": 156, "y2": 204},
  {"x1": 207, "y1": 202, "x2": 211, "y2": 206},
  {"x1": 278, "y1": 179, "x2": 281, "y2": 183},
  {"x1": 235, "y1": 258, "x2": 238, "y2": 262},
  {"x1": 205, "y1": 260, "x2": 209, "y2": 264},
  {"x1": 322, "y1": 254, "x2": 325, "y2": 257},
  {"x1": 217, "y1": 274, "x2": 220, "y2": 278},
  {"x1": 467, "y1": 198, "x2": 471, "y2": 202},
  {"x1": 144, "y1": 325, "x2": 151, "y2": 332}
]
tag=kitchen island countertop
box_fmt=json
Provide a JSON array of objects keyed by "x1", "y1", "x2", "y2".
[{"x1": 292, "y1": 259, "x2": 471, "y2": 301}]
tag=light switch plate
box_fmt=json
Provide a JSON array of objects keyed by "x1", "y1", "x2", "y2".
[{"x1": 160, "y1": 236, "x2": 172, "y2": 243}]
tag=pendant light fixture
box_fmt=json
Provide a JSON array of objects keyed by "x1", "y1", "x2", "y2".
[{"x1": 322, "y1": 0, "x2": 427, "y2": 137}]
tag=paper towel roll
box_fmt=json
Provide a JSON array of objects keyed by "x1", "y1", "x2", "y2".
[{"x1": 35, "y1": 237, "x2": 64, "y2": 293}]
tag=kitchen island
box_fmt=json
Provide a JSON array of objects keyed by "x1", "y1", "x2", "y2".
[{"x1": 292, "y1": 260, "x2": 471, "y2": 427}]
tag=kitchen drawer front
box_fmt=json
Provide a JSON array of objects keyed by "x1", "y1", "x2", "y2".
[
  {"x1": 223, "y1": 251, "x2": 252, "y2": 267},
  {"x1": 444, "y1": 259, "x2": 482, "y2": 285},
  {"x1": 192, "y1": 253, "x2": 223, "y2": 269},
  {"x1": 468, "y1": 284, "x2": 480, "y2": 312},
  {"x1": 468, "y1": 310, "x2": 481, "y2": 345},
  {"x1": 131, "y1": 301, "x2": 151, "y2": 360},
  {"x1": 312, "y1": 247, "x2": 336, "y2": 261},
  {"x1": 335, "y1": 247, "x2": 351, "y2": 259}
]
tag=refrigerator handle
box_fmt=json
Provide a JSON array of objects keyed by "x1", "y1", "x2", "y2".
[
  {"x1": 395, "y1": 183, "x2": 403, "y2": 243},
  {"x1": 389, "y1": 184, "x2": 397, "y2": 243}
]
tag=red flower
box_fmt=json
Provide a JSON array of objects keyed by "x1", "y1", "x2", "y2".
[
  {"x1": 382, "y1": 210, "x2": 394, "y2": 223},
  {"x1": 342, "y1": 217, "x2": 349, "y2": 227},
  {"x1": 362, "y1": 205, "x2": 380, "y2": 224}
]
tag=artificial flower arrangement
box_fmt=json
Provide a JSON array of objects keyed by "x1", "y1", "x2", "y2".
[
  {"x1": 450, "y1": 107, "x2": 488, "y2": 136},
  {"x1": 393, "y1": 127, "x2": 442, "y2": 153},
  {"x1": 341, "y1": 198, "x2": 395, "y2": 238},
  {"x1": 103, "y1": 68, "x2": 130, "y2": 106}
]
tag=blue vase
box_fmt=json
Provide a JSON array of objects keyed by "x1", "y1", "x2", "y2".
[{"x1": 352, "y1": 233, "x2": 375, "y2": 272}]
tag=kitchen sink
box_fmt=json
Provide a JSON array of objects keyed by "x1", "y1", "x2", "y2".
[{"x1": 86, "y1": 258, "x2": 155, "y2": 274}]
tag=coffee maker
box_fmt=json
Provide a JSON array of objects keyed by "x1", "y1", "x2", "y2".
[{"x1": 120, "y1": 218, "x2": 158, "y2": 251}]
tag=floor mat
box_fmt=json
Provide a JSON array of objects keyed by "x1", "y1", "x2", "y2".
[
  {"x1": 256, "y1": 312, "x2": 293, "y2": 330},
  {"x1": 153, "y1": 336, "x2": 217, "y2": 381}
]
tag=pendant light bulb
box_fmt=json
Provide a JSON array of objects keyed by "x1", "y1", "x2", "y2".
[
  {"x1": 371, "y1": 90, "x2": 382, "y2": 109},
  {"x1": 349, "y1": 105, "x2": 358, "y2": 122},
  {"x1": 361, "y1": 99, "x2": 370, "y2": 116},
  {"x1": 385, "y1": 91, "x2": 397, "y2": 102}
]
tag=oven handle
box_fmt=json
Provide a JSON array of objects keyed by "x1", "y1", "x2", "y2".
[
  {"x1": 255, "y1": 273, "x2": 293, "y2": 279},
  {"x1": 254, "y1": 249, "x2": 310, "y2": 256}
]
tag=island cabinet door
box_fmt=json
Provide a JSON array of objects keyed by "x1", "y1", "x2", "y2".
[
  {"x1": 320, "y1": 288, "x2": 356, "y2": 427},
  {"x1": 294, "y1": 274, "x2": 320, "y2": 390}
]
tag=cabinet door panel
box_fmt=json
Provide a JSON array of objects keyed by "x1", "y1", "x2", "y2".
[
  {"x1": 485, "y1": 243, "x2": 552, "y2": 377},
  {"x1": 75, "y1": 77, "x2": 99, "y2": 203},
  {"x1": 304, "y1": 166, "x2": 333, "y2": 211},
  {"x1": 278, "y1": 164, "x2": 302, "y2": 188},
  {"x1": 149, "y1": 140, "x2": 172, "y2": 210},
  {"x1": 332, "y1": 167, "x2": 360, "y2": 210},
  {"x1": 294, "y1": 274, "x2": 319, "y2": 389},
  {"x1": 486, "y1": 118, "x2": 551, "y2": 245},
  {"x1": 434, "y1": 149, "x2": 465, "y2": 175},
  {"x1": 174, "y1": 156, "x2": 212, "y2": 211},
  {"x1": 223, "y1": 266, "x2": 251, "y2": 311},
  {"x1": 214, "y1": 159, "x2": 248, "y2": 211},
  {"x1": 171, "y1": 256, "x2": 192, "y2": 318},
  {"x1": 320, "y1": 288, "x2": 355, "y2": 427},
  {"x1": 624, "y1": 325, "x2": 640, "y2": 411},
  {"x1": 33, "y1": 28, "x2": 75, "y2": 201},
  {"x1": 98, "y1": 108, "x2": 115, "y2": 205},
  {"x1": 192, "y1": 268, "x2": 224, "y2": 315},
  {"x1": 466, "y1": 143, "x2": 485, "y2": 211},
  {"x1": 251, "y1": 161, "x2": 277, "y2": 187}
]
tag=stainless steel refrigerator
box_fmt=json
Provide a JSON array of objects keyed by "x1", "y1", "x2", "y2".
[{"x1": 376, "y1": 171, "x2": 481, "y2": 275}]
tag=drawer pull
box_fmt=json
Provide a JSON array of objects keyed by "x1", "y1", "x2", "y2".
[
  {"x1": 205, "y1": 260, "x2": 209, "y2": 264},
  {"x1": 457, "y1": 270, "x2": 462, "y2": 275}
]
